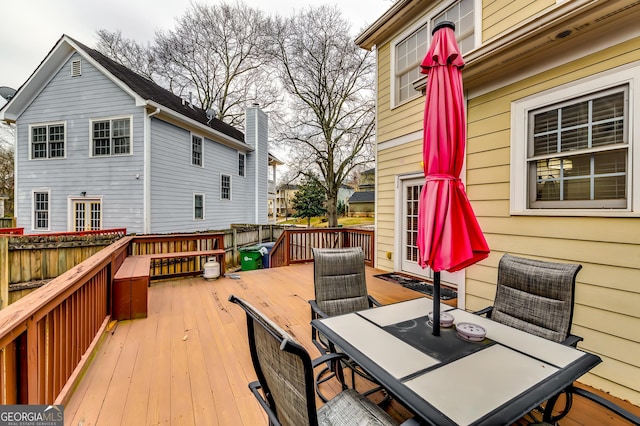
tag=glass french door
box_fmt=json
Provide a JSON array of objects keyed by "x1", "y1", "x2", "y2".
[
  {"x1": 401, "y1": 178, "x2": 431, "y2": 277},
  {"x1": 72, "y1": 199, "x2": 102, "y2": 231},
  {"x1": 399, "y1": 177, "x2": 463, "y2": 288}
]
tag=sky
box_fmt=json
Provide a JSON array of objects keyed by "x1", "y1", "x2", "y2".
[{"x1": 0, "y1": 0, "x2": 393, "y2": 91}]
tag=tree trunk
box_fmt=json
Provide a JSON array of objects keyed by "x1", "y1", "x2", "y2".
[{"x1": 326, "y1": 195, "x2": 338, "y2": 227}]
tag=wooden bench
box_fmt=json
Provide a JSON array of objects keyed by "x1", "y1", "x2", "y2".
[{"x1": 113, "y1": 256, "x2": 152, "y2": 320}]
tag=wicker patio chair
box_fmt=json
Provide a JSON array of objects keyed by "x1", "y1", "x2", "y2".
[
  {"x1": 309, "y1": 247, "x2": 386, "y2": 402},
  {"x1": 228, "y1": 295, "x2": 398, "y2": 426},
  {"x1": 476, "y1": 253, "x2": 583, "y2": 345},
  {"x1": 476, "y1": 253, "x2": 583, "y2": 422}
]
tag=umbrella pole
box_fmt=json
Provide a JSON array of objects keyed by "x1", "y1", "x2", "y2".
[{"x1": 433, "y1": 271, "x2": 440, "y2": 336}]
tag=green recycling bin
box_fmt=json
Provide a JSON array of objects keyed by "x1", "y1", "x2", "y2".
[{"x1": 239, "y1": 246, "x2": 263, "y2": 271}]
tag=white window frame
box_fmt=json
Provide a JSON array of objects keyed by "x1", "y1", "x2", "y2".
[
  {"x1": 68, "y1": 197, "x2": 103, "y2": 231},
  {"x1": 220, "y1": 174, "x2": 232, "y2": 201},
  {"x1": 192, "y1": 134, "x2": 203, "y2": 167},
  {"x1": 32, "y1": 189, "x2": 50, "y2": 231},
  {"x1": 89, "y1": 115, "x2": 132, "y2": 157},
  {"x1": 29, "y1": 122, "x2": 66, "y2": 160},
  {"x1": 238, "y1": 152, "x2": 246, "y2": 177},
  {"x1": 390, "y1": 0, "x2": 480, "y2": 108},
  {"x1": 194, "y1": 193, "x2": 205, "y2": 220},
  {"x1": 511, "y1": 62, "x2": 640, "y2": 216}
]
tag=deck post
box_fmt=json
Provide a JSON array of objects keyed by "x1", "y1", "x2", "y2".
[{"x1": 0, "y1": 236, "x2": 8, "y2": 309}]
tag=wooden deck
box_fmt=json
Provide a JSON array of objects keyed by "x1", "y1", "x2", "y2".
[{"x1": 64, "y1": 263, "x2": 640, "y2": 425}]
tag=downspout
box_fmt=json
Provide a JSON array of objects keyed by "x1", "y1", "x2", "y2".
[{"x1": 144, "y1": 106, "x2": 161, "y2": 234}]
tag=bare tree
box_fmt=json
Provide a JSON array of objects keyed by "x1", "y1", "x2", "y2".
[
  {"x1": 95, "y1": 30, "x2": 157, "y2": 81},
  {"x1": 271, "y1": 5, "x2": 375, "y2": 227},
  {"x1": 152, "y1": 1, "x2": 278, "y2": 128},
  {"x1": 96, "y1": 1, "x2": 280, "y2": 129},
  {"x1": 0, "y1": 123, "x2": 15, "y2": 216}
]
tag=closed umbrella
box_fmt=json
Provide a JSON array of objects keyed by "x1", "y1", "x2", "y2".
[{"x1": 417, "y1": 21, "x2": 490, "y2": 336}]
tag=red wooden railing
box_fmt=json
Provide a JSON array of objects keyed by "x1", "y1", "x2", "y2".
[
  {"x1": 0, "y1": 228, "x2": 24, "y2": 235},
  {"x1": 0, "y1": 228, "x2": 126, "y2": 237},
  {"x1": 0, "y1": 231, "x2": 226, "y2": 405},
  {"x1": 0, "y1": 236, "x2": 130, "y2": 405},
  {"x1": 269, "y1": 228, "x2": 375, "y2": 268}
]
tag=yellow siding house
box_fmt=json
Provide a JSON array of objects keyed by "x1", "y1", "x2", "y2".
[{"x1": 356, "y1": 0, "x2": 640, "y2": 405}]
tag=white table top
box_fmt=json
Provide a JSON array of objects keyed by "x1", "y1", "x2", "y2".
[{"x1": 314, "y1": 297, "x2": 600, "y2": 426}]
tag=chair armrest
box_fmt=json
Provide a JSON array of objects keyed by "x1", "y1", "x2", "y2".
[
  {"x1": 473, "y1": 306, "x2": 493, "y2": 318},
  {"x1": 570, "y1": 385, "x2": 640, "y2": 425},
  {"x1": 561, "y1": 334, "x2": 583, "y2": 348},
  {"x1": 309, "y1": 300, "x2": 329, "y2": 319},
  {"x1": 368, "y1": 295, "x2": 383, "y2": 307},
  {"x1": 248, "y1": 381, "x2": 281, "y2": 426},
  {"x1": 311, "y1": 352, "x2": 349, "y2": 369}
]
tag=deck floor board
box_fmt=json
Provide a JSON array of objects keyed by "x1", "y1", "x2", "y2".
[{"x1": 64, "y1": 263, "x2": 640, "y2": 425}]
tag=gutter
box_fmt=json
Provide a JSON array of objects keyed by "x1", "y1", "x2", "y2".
[{"x1": 145, "y1": 100, "x2": 253, "y2": 153}]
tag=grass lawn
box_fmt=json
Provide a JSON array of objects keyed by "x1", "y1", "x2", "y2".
[{"x1": 278, "y1": 216, "x2": 373, "y2": 227}]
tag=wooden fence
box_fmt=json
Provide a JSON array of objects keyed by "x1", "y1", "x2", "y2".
[
  {"x1": 0, "y1": 230, "x2": 126, "y2": 308},
  {"x1": 0, "y1": 217, "x2": 16, "y2": 229},
  {"x1": 269, "y1": 227, "x2": 375, "y2": 268},
  {"x1": 0, "y1": 225, "x2": 289, "y2": 307}
]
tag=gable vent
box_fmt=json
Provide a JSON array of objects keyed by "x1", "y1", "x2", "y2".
[{"x1": 71, "y1": 59, "x2": 82, "y2": 77}]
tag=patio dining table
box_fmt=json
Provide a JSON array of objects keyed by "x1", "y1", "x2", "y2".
[{"x1": 311, "y1": 297, "x2": 602, "y2": 425}]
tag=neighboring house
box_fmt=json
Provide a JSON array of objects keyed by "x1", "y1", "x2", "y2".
[
  {"x1": 267, "y1": 153, "x2": 284, "y2": 223},
  {"x1": 0, "y1": 35, "x2": 276, "y2": 234},
  {"x1": 348, "y1": 168, "x2": 375, "y2": 216},
  {"x1": 347, "y1": 190, "x2": 374, "y2": 217},
  {"x1": 357, "y1": 0, "x2": 640, "y2": 405},
  {"x1": 337, "y1": 184, "x2": 355, "y2": 209},
  {"x1": 0, "y1": 194, "x2": 6, "y2": 217},
  {"x1": 275, "y1": 183, "x2": 298, "y2": 217}
]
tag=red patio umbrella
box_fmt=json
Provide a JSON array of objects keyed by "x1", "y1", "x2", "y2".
[{"x1": 417, "y1": 21, "x2": 490, "y2": 336}]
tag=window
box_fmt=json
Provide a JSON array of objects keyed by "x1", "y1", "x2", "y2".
[
  {"x1": 393, "y1": 0, "x2": 475, "y2": 105},
  {"x1": 33, "y1": 191, "x2": 49, "y2": 230},
  {"x1": 511, "y1": 64, "x2": 640, "y2": 215},
  {"x1": 31, "y1": 123, "x2": 65, "y2": 159},
  {"x1": 192, "y1": 135, "x2": 203, "y2": 166},
  {"x1": 221, "y1": 174, "x2": 231, "y2": 200},
  {"x1": 73, "y1": 199, "x2": 102, "y2": 231},
  {"x1": 238, "y1": 152, "x2": 245, "y2": 176},
  {"x1": 91, "y1": 117, "x2": 131, "y2": 156},
  {"x1": 194, "y1": 194, "x2": 204, "y2": 219}
]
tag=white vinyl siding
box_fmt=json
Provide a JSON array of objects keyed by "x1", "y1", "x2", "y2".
[
  {"x1": 91, "y1": 116, "x2": 132, "y2": 156},
  {"x1": 511, "y1": 63, "x2": 640, "y2": 215},
  {"x1": 30, "y1": 122, "x2": 65, "y2": 159}
]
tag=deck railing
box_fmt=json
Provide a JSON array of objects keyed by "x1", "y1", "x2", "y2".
[
  {"x1": 130, "y1": 233, "x2": 225, "y2": 279},
  {"x1": 0, "y1": 236, "x2": 130, "y2": 405},
  {"x1": 0, "y1": 231, "x2": 229, "y2": 405},
  {"x1": 269, "y1": 227, "x2": 375, "y2": 268}
]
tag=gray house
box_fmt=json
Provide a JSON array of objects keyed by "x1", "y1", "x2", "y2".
[{"x1": 0, "y1": 35, "x2": 270, "y2": 234}]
